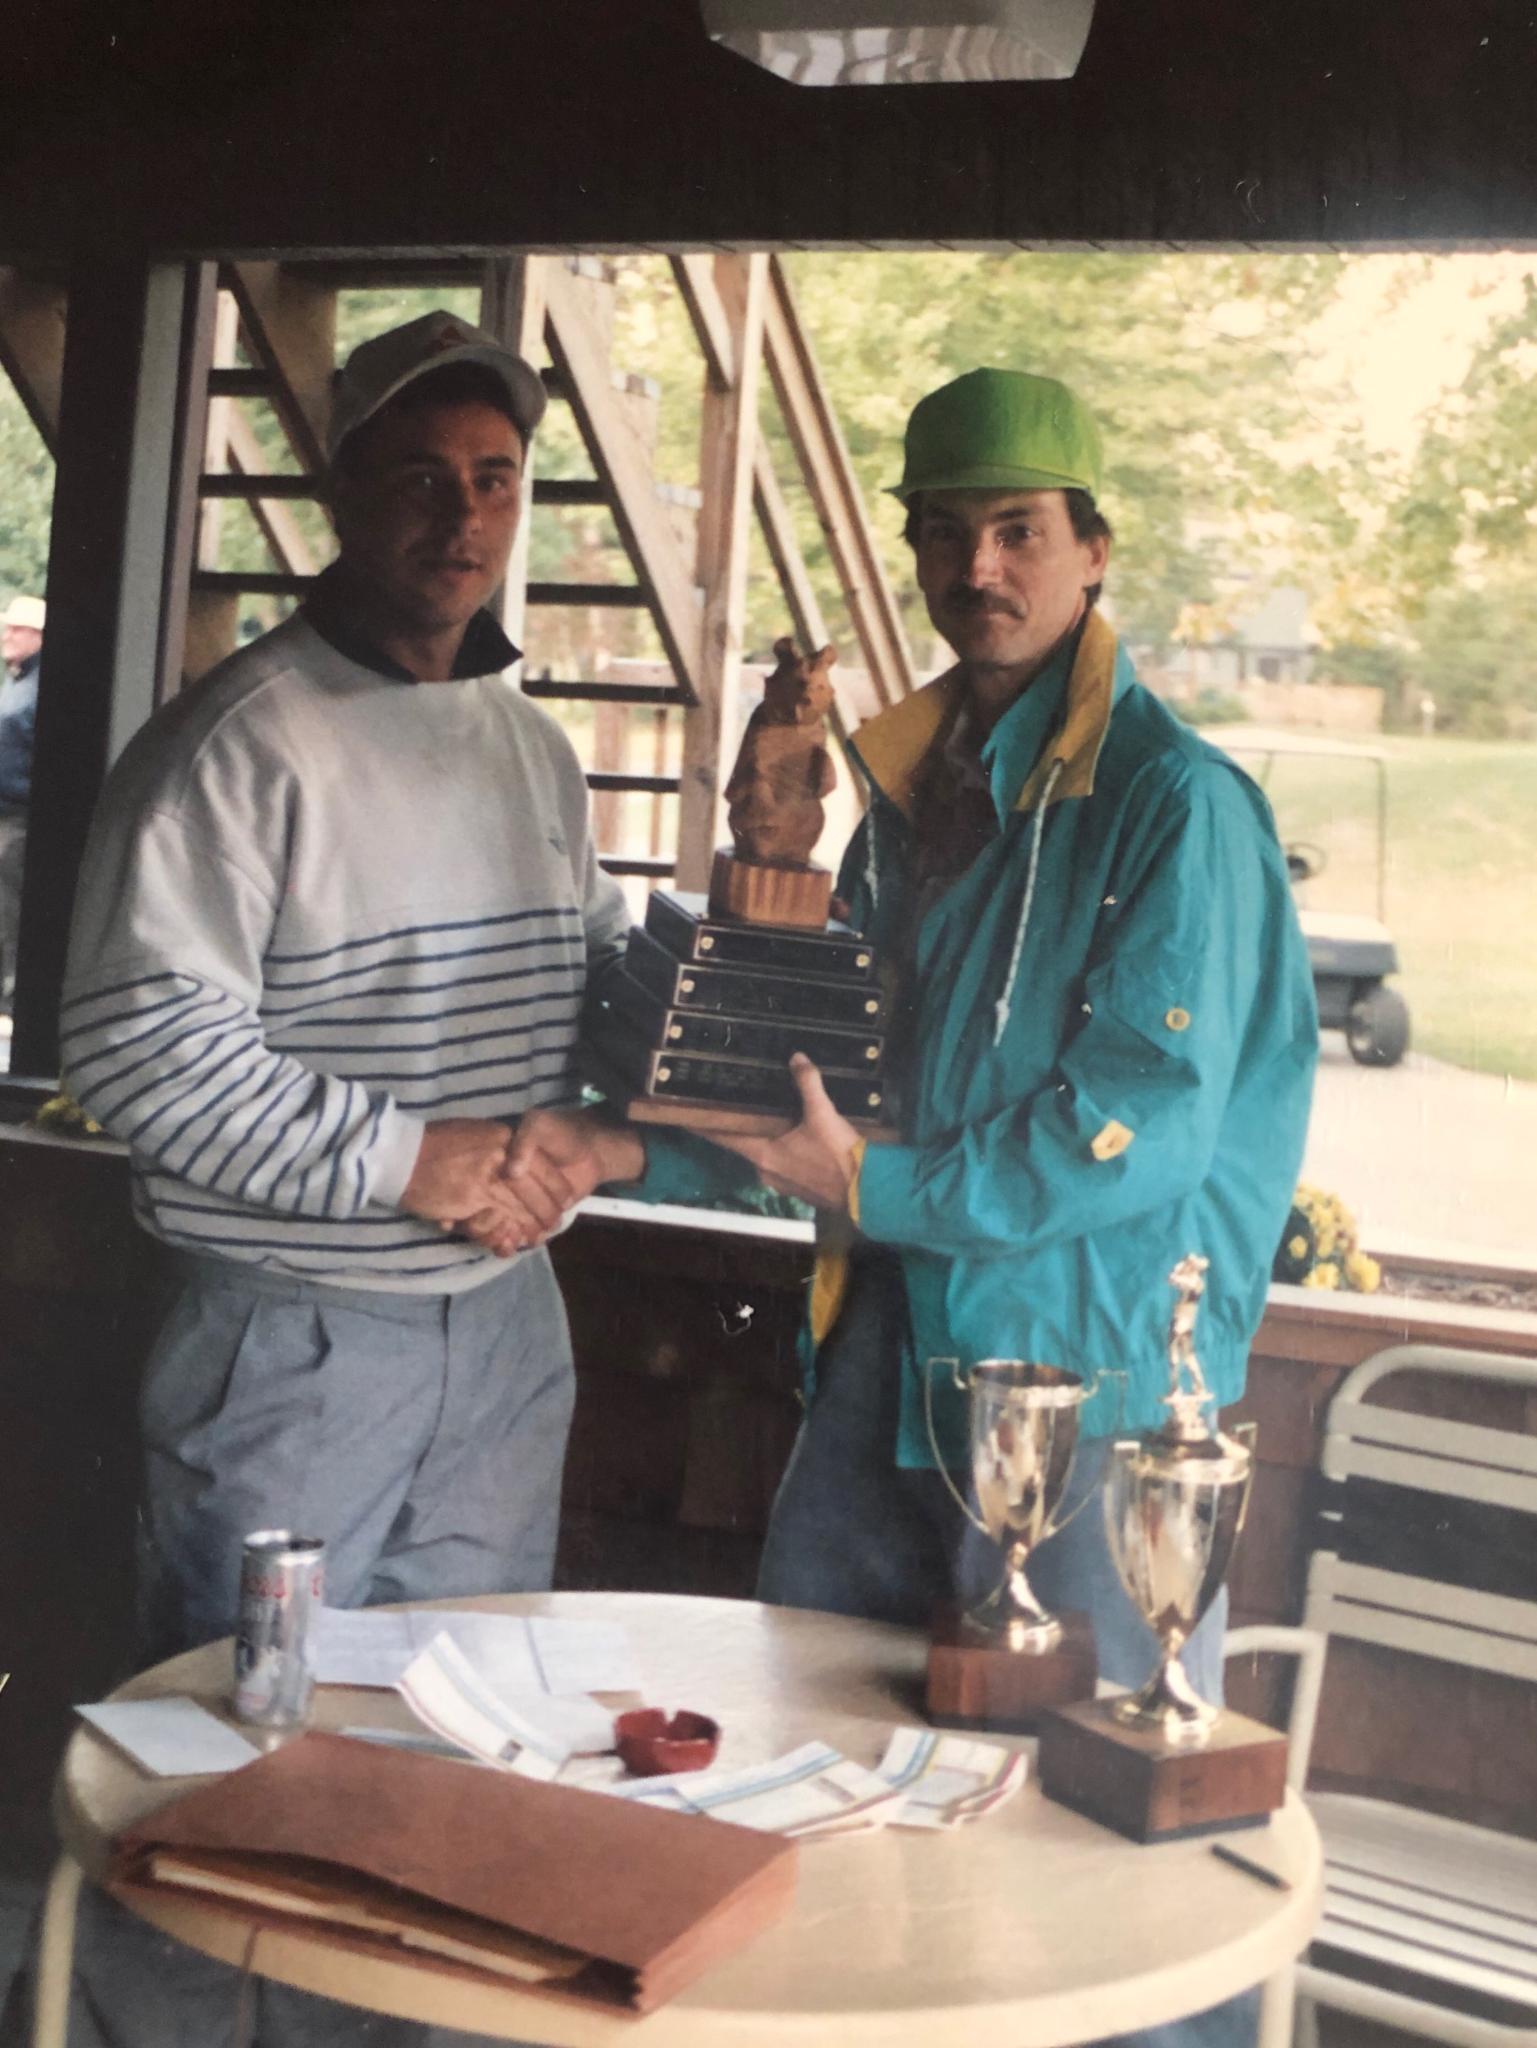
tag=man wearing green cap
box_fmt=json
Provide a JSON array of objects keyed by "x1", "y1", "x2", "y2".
[{"x1": 712, "y1": 369, "x2": 1316, "y2": 1746}]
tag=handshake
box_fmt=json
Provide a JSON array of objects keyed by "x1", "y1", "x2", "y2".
[
  {"x1": 398, "y1": 1106, "x2": 648, "y2": 1258},
  {"x1": 398, "y1": 1053, "x2": 864, "y2": 1257}
]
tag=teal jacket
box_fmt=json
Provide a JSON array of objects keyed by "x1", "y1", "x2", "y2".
[{"x1": 821, "y1": 610, "x2": 1317, "y2": 1465}]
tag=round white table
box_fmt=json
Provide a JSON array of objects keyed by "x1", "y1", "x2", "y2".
[{"x1": 44, "y1": 1591, "x2": 1321, "y2": 2046}]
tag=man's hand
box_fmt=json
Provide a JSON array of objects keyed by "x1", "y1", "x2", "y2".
[
  {"x1": 715, "y1": 1055, "x2": 861, "y2": 1210},
  {"x1": 399, "y1": 1117, "x2": 567, "y2": 1254},
  {"x1": 508, "y1": 1106, "x2": 646, "y2": 1204},
  {"x1": 454, "y1": 1108, "x2": 647, "y2": 1259}
]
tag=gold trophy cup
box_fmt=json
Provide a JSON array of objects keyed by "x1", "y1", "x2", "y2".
[
  {"x1": 1036, "y1": 1258, "x2": 1289, "y2": 1839},
  {"x1": 924, "y1": 1359, "x2": 1106, "y2": 1732}
]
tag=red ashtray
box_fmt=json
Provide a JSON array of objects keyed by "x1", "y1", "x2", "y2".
[{"x1": 614, "y1": 1708, "x2": 721, "y2": 1777}]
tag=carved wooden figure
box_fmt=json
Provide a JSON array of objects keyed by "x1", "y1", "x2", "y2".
[{"x1": 710, "y1": 637, "x2": 838, "y2": 927}]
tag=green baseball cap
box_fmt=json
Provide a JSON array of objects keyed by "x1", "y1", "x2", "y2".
[{"x1": 891, "y1": 367, "x2": 1104, "y2": 502}]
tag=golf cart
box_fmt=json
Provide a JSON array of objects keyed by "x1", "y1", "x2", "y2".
[{"x1": 1221, "y1": 736, "x2": 1410, "y2": 1068}]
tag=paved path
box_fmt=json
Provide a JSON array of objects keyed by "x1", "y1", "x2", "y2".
[{"x1": 1303, "y1": 1038, "x2": 1537, "y2": 1261}]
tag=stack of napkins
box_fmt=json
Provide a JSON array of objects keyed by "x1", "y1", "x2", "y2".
[
  {"x1": 611, "y1": 1740, "x2": 900, "y2": 1837},
  {"x1": 600, "y1": 1728, "x2": 1027, "y2": 1835},
  {"x1": 874, "y1": 1728, "x2": 1028, "y2": 1828}
]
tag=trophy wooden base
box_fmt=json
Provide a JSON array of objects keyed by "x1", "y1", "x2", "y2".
[
  {"x1": 926, "y1": 1607, "x2": 1097, "y2": 1735},
  {"x1": 1036, "y1": 1698, "x2": 1289, "y2": 1842},
  {"x1": 708, "y1": 851, "x2": 833, "y2": 929},
  {"x1": 623, "y1": 1092, "x2": 892, "y2": 1140}
]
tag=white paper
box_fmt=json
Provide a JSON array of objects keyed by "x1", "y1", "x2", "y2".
[
  {"x1": 76, "y1": 1698, "x2": 262, "y2": 1779},
  {"x1": 397, "y1": 1636, "x2": 614, "y2": 1779},
  {"x1": 312, "y1": 1608, "x2": 639, "y2": 1696},
  {"x1": 311, "y1": 1608, "x2": 418, "y2": 1688},
  {"x1": 527, "y1": 1616, "x2": 642, "y2": 1696},
  {"x1": 416, "y1": 1615, "x2": 545, "y2": 1695}
]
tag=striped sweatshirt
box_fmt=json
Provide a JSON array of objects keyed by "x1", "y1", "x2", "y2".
[{"x1": 61, "y1": 611, "x2": 630, "y2": 1291}]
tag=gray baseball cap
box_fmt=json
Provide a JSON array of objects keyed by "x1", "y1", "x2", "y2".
[{"x1": 327, "y1": 311, "x2": 547, "y2": 462}]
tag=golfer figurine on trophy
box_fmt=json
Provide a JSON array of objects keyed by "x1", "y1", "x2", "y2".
[{"x1": 1035, "y1": 1257, "x2": 1290, "y2": 1840}]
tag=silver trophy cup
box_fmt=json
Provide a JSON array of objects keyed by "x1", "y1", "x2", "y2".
[
  {"x1": 927, "y1": 1359, "x2": 1100, "y2": 1652},
  {"x1": 1103, "y1": 1256, "x2": 1255, "y2": 1745}
]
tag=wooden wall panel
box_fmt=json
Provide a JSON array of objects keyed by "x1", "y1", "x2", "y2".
[{"x1": 4, "y1": 2, "x2": 1537, "y2": 258}]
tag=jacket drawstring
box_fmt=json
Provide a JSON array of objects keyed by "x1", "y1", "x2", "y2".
[
  {"x1": 993, "y1": 757, "x2": 1064, "y2": 1046},
  {"x1": 858, "y1": 761, "x2": 880, "y2": 916}
]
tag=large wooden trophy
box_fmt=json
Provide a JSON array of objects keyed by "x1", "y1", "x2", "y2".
[
  {"x1": 1036, "y1": 1258, "x2": 1289, "y2": 1841},
  {"x1": 589, "y1": 639, "x2": 888, "y2": 1136}
]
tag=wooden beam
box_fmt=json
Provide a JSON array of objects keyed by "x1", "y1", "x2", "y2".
[
  {"x1": 750, "y1": 448, "x2": 867, "y2": 746},
  {"x1": 671, "y1": 254, "x2": 735, "y2": 388},
  {"x1": 225, "y1": 406, "x2": 322, "y2": 580},
  {"x1": 675, "y1": 252, "x2": 768, "y2": 894},
  {"x1": 542, "y1": 260, "x2": 702, "y2": 704},
  {"x1": 599, "y1": 855, "x2": 675, "y2": 879},
  {"x1": 586, "y1": 772, "x2": 680, "y2": 795},
  {"x1": 751, "y1": 450, "x2": 829, "y2": 672},
  {"x1": 521, "y1": 678, "x2": 685, "y2": 706},
  {"x1": 480, "y1": 256, "x2": 547, "y2": 660},
  {"x1": 0, "y1": 269, "x2": 68, "y2": 452},
  {"x1": 182, "y1": 590, "x2": 242, "y2": 688},
  {"x1": 674, "y1": 252, "x2": 872, "y2": 742},
  {"x1": 225, "y1": 260, "x2": 336, "y2": 474},
  {"x1": 14, "y1": 263, "x2": 191, "y2": 1075},
  {"x1": 292, "y1": 259, "x2": 484, "y2": 292},
  {"x1": 193, "y1": 570, "x2": 313, "y2": 597},
  {"x1": 199, "y1": 473, "x2": 321, "y2": 499},
  {"x1": 532, "y1": 477, "x2": 606, "y2": 506},
  {"x1": 206, "y1": 367, "x2": 272, "y2": 399},
  {"x1": 155, "y1": 262, "x2": 220, "y2": 701},
  {"x1": 198, "y1": 291, "x2": 242, "y2": 583},
  {"x1": 759, "y1": 255, "x2": 915, "y2": 711},
  {"x1": 527, "y1": 581, "x2": 648, "y2": 608}
]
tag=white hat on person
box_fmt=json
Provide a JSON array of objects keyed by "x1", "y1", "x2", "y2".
[
  {"x1": 2, "y1": 596, "x2": 45, "y2": 632},
  {"x1": 326, "y1": 311, "x2": 547, "y2": 463}
]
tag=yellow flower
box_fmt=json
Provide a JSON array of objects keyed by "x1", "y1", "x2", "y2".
[
  {"x1": 1303, "y1": 1263, "x2": 1341, "y2": 1290},
  {"x1": 1345, "y1": 1251, "x2": 1381, "y2": 1293},
  {"x1": 1287, "y1": 1235, "x2": 1309, "y2": 1260}
]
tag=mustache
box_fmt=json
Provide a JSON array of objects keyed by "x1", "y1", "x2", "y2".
[{"x1": 942, "y1": 588, "x2": 1025, "y2": 617}]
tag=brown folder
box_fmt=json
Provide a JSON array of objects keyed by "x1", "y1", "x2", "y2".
[{"x1": 111, "y1": 1730, "x2": 798, "y2": 2012}]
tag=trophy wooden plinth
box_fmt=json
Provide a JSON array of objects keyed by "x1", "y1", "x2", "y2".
[
  {"x1": 1036, "y1": 1699, "x2": 1288, "y2": 1842},
  {"x1": 926, "y1": 1607, "x2": 1097, "y2": 1735},
  {"x1": 708, "y1": 850, "x2": 832, "y2": 930}
]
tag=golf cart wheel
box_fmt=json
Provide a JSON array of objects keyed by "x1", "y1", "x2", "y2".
[{"x1": 1347, "y1": 984, "x2": 1410, "y2": 1067}]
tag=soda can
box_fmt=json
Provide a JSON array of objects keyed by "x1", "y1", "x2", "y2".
[{"x1": 232, "y1": 1529, "x2": 325, "y2": 1728}]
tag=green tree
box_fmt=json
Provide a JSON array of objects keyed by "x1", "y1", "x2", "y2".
[
  {"x1": 623, "y1": 249, "x2": 1361, "y2": 662},
  {"x1": 0, "y1": 377, "x2": 55, "y2": 602},
  {"x1": 1406, "y1": 560, "x2": 1537, "y2": 738},
  {"x1": 1387, "y1": 273, "x2": 1537, "y2": 607}
]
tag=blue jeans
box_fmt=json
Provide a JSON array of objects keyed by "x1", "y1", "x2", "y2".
[{"x1": 757, "y1": 1250, "x2": 1256, "y2": 2048}]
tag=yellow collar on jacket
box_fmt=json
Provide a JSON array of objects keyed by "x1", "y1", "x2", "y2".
[{"x1": 852, "y1": 607, "x2": 1121, "y2": 819}]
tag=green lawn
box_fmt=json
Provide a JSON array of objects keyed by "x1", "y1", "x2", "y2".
[{"x1": 1210, "y1": 729, "x2": 1537, "y2": 1080}]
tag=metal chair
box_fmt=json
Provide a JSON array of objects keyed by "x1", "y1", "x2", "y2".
[
  {"x1": 1294, "y1": 1342, "x2": 1537, "y2": 2048},
  {"x1": 1222, "y1": 1623, "x2": 1328, "y2": 2048}
]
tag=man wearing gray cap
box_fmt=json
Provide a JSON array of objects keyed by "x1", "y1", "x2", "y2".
[
  {"x1": 62, "y1": 313, "x2": 644, "y2": 1668},
  {"x1": 0, "y1": 592, "x2": 44, "y2": 1018}
]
